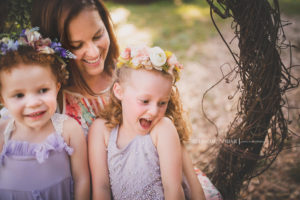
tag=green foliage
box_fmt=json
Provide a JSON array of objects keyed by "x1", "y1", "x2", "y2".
[
  {"x1": 0, "y1": 0, "x2": 33, "y2": 34},
  {"x1": 107, "y1": 0, "x2": 219, "y2": 60}
]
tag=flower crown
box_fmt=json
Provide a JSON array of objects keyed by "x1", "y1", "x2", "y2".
[
  {"x1": 117, "y1": 45, "x2": 183, "y2": 82},
  {"x1": 0, "y1": 27, "x2": 76, "y2": 81}
]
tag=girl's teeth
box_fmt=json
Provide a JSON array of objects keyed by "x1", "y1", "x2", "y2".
[{"x1": 28, "y1": 111, "x2": 44, "y2": 117}]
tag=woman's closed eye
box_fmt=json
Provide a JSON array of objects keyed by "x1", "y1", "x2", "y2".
[
  {"x1": 70, "y1": 43, "x2": 83, "y2": 50},
  {"x1": 93, "y1": 34, "x2": 102, "y2": 41}
]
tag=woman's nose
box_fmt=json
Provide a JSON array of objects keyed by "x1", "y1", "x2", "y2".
[{"x1": 85, "y1": 42, "x2": 99, "y2": 58}]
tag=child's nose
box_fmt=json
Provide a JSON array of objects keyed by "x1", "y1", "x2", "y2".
[
  {"x1": 148, "y1": 105, "x2": 158, "y2": 116},
  {"x1": 26, "y1": 95, "x2": 42, "y2": 107}
]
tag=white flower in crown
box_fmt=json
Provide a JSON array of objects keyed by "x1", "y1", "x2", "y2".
[
  {"x1": 149, "y1": 46, "x2": 167, "y2": 69},
  {"x1": 25, "y1": 29, "x2": 41, "y2": 45},
  {"x1": 38, "y1": 46, "x2": 55, "y2": 54}
]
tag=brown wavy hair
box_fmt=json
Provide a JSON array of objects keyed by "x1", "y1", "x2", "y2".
[
  {"x1": 31, "y1": 0, "x2": 119, "y2": 95},
  {"x1": 99, "y1": 67, "x2": 191, "y2": 143},
  {"x1": 0, "y1": 46, "x2": 66, "y2": 89}
]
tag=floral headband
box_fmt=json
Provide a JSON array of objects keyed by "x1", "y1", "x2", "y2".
[
  {"x1": 0, "y1": 27, "x2": 76, "y2": 81},
  {"x1": 117, "y1": 45, "x2": 183, "y2": 83}
]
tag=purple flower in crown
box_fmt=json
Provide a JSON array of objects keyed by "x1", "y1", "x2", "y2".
[
  {"x1": 1, "y1": 27, "x2": 76, "y2": 60},
  {"x1": 0, "y1": 38, "x2": 19, "y2": 55},
  {"x1": 0, "y1": 27, "x2": 76, "y2": 83},
  {"x1": 50, "y1": 41, "x2": 76, "y2": 59}
]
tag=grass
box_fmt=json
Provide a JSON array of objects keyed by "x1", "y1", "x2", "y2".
[
  {"x1": 106, "y1": 0, "x2": 299, "y2": 60},
  {"x1": 277, "y1": 0, "x2": 300, "y2": 16},
  {"x1": 106, "y1": 0, "x2": 221, "y2": 59}
]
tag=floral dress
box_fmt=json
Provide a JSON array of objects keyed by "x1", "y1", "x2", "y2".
[{"x1": 62, "y1": 89, "x2": 109, "y2": 136}]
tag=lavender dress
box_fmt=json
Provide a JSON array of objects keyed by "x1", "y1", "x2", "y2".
[
  {"x1": 108, "y1": 125, "x2": 191, "y2": 200},
  {"x1": 0, "y1": 113, "x2": 74, "y2": 200}
]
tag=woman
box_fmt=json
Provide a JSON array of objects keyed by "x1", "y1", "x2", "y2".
[
  {"x1": 32, "y1": 0, "x2": 119, "y2": 135},
  {"x1": 31, "y1": 0, "x2": 220, "y2": 199}
]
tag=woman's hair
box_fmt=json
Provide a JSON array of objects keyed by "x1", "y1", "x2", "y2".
[
  {"x1": 0, "y1": 46, "x2": 66, "y2": 89},
  {"x1": 99, "y1": 67, "x2": 191, "y2": 143},
  {"x1": 31, "y1": 0, "x2": 119, "y2": 95}
]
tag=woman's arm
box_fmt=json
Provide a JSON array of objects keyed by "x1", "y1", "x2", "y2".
[
  {"x1": 182, "y1": 146, "x2": 206, "y2": 200},
  {"x1": 151, "y1": 117, "x2": 185, "y2": 200},
  {"x1": 64, "y1": 118, "x2": 90, "y2": 200},
  {"x1": 88, "y1": 118, "x2": 111, "y2": 200}
]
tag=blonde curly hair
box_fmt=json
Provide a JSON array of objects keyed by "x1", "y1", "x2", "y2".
[{"x1": 99, "y1": 66, "x2": 191, "y2": 143}]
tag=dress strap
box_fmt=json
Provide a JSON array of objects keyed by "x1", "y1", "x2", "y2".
[
  {"x1": 107, "y1": 125, "x2": 119, "y2": 150},
  {"x1": 51, "y1": 113, "x2": 69, "y2": 136},
  {"x1": 3, "y1": 119, "x2": 14, "y2": 144}
]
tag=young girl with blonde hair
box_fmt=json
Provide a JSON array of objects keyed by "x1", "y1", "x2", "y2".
[{"x1": 89, "y1": 45, "x2": 205, "y2": 199}]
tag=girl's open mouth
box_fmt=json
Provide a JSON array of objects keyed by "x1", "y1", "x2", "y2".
[{"x1": 139, "y1": 118, "x2": 152, "y2": 130}]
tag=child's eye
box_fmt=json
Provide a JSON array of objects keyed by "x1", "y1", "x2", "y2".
[
  {"x1": 39, "y1": 88, "x2": 49, "y2": 94},
  {"x1": 158, "y1": 101, "x2": 167, "y2": 107},
  {"x1": 14, "y1": 93, "x2": 24, "y2": 99},
  {"x1": 140, "y1": 99, "x2": 149, "y2": 104}
]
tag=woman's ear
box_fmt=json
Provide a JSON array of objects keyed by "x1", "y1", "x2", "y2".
[{"x1": 113, "y1": 82, "x2": 123, "y2": 100}]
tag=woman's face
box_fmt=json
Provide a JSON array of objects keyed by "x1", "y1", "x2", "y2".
[{"x1": 68, "y1": 8, "x2": 110, "y2": 79}]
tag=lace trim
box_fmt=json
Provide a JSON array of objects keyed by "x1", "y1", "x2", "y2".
[
  {"x1": 0, "y1": 133, "x2": 73, "y2": 164},
  {"x1": 0, "y1": 113, "x2": 73, "y2": 166},
  {"x1": 51, "y1": 113, "x2": 69, "y2": 136}
]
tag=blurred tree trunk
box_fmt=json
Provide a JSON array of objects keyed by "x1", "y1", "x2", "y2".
[{"x1": 206, "y1": 0, "x2": 288, "y2": 199}]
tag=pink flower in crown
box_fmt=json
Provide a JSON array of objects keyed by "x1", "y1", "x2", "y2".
[
  {"x1": 167, "y1": 54, "x2": 183, "y2": 69},
  {"x1": 130, "y1": 45, "x2": 149, "y2": 58},
  {"x1": 130, "y1": 45, "x2": 150, "y2": 68},
  {"x1": 141, "y1": 57, "x2": 152, "y2": 70},
  {"x1": 38, "y1": 46, "x2": 55, "y2": 54},
  {"x1": 36, "y1": 38, "x2": 54, "y2": 54},
  {"x1": 120, "y1": 47, "x2": 131, "y2": 60}
]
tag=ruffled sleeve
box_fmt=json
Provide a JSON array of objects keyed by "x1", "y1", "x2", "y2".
[{"x1": 1, "y1": 133, "x2": 73, "y2": 164}]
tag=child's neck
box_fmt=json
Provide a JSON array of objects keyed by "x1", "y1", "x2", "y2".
[
  {"x1": 117, "y1": 123, "x2": 141, "y2": 149},
  {"x1": 11, "y1": 119, "x2": 54, "y2": 143}
]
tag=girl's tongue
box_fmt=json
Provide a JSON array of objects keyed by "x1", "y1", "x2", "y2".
[{"x1": 139, "y1": 118, "x2": 152, "y2": 129}]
